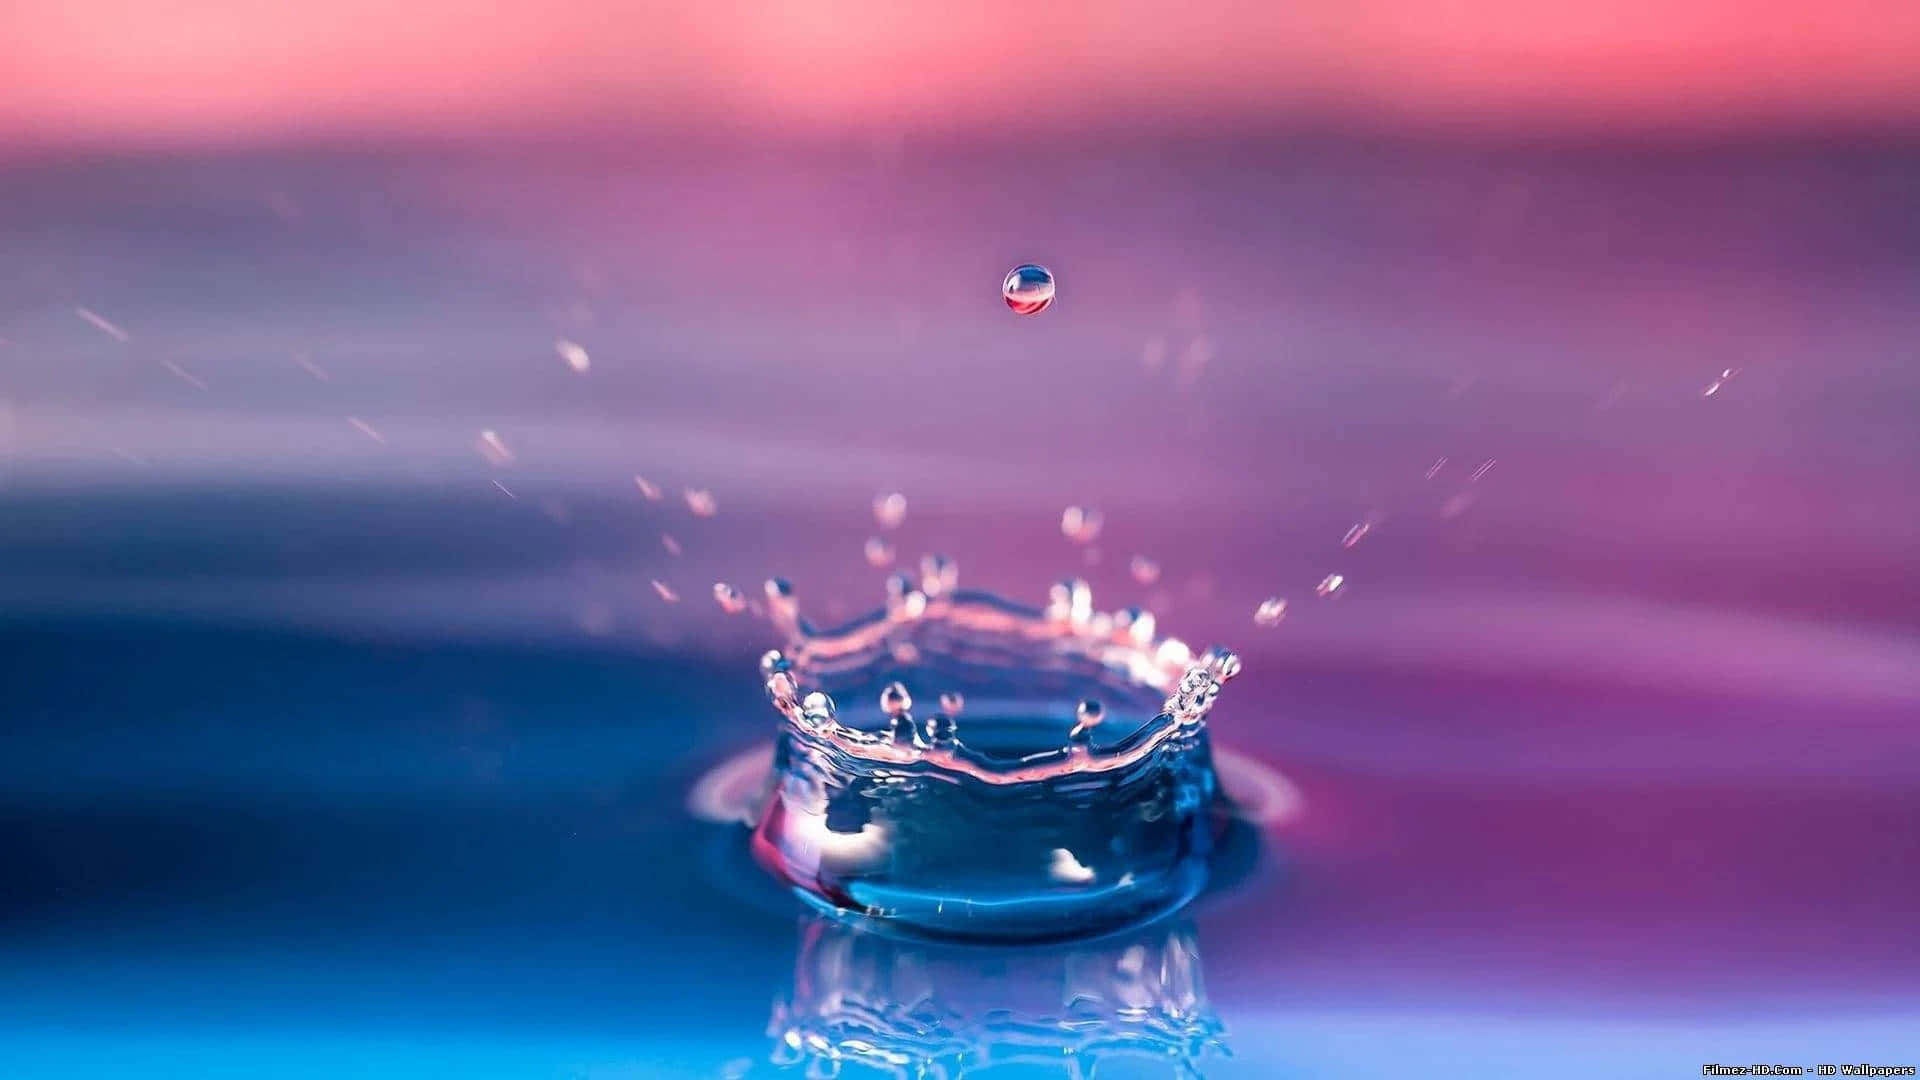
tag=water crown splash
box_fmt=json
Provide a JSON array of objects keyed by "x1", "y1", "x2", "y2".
[{"x1": 749, "y1": 558, "x2": 1240, "y2": 941}]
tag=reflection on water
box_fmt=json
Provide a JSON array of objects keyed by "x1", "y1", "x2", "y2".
[{"x1": 767, "y1": 914, "x2": 1225, "y2": 1078}]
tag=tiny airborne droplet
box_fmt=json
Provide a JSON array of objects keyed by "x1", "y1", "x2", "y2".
[
  {"x1": 1130, "y1": 555, "x2": 1161, "y2": 585},
  {"x1": 713, "y1": 583, "x2": 747, "y2": 614},
  {"x1": 1253, "y1": 597, "x2": 1287, "y2": 627},
  {"x1": 873, "y1": 492, "x2": 908, "y2": 530},
  {"x1": 864, "y1": 536, "x2": 896, "y2": 568},
  {"x1": 1061, "y1": 505, "x2": 1104, "y2": 544},
  {"x1": 652, "y1": 579, "x2": 680, "y2": 602},
  {"x1": 1003, "y1": 264, "x2": 1056, "y2": 315},
  {"x1": 634, "y1": 475, "x2": 662, "y2": 500},
  {"x1": 685, "y1": 489, "x2": 718, "y2": 517},
  {"x1": 1316, "y1": 574, "x2": 1346, "y2": 599},
  {"x1": 555, "y1": 338, "x2": 590, "y2": 373},
  {"x1": 476, "y1": 430, "x2": 514, "y2": 467}
]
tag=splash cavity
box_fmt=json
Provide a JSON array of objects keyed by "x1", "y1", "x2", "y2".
[{"x1": 749, "y1": 562, "x2": 1240, "y2": 941}]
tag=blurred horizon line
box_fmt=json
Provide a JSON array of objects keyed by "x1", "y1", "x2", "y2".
[{"x1": 8, "y1": 106, "x2": 1920, "y2": 169}]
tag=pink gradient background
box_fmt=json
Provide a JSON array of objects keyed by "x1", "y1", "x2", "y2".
[{"x1": 5, "y1": 0, "x2": 1920, "y2": 147}]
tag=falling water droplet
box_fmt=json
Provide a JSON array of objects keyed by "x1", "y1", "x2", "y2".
[
  {"x1": 873, "y1": 492, "x2": 908, "y2": 530},
  {"x1": 1253, "y1": 598, "x2": 1287, "y2": 627},
  {"x1": 1315, "y1": 574, "x2": 1346, "y2": 598},
  {"x1": 1130, "y1": 555, "x2": 1161, "y2": 585},
  {"x1": 713, "y1": 582, "x2": 747, "y2": 614},
  {"x1": 634, "y1": 475, "x2": 662, "y2": 500},
  {"x1": 1002, "y1": 263, "x2": 1056, "y2": 315},
  {"x1": 661, "y1": 533, "x2": 682, "y2": 556},
  {"x1": 1341, "y1": 523, "x2": 1371, "y2": 549},
  {"x1": 938, "y1": 692, "x2": 966, "y2": 715},
  {"x1": 864, "y1": 536, "x2": 896, "y2": 568},
  {"x1": 685, "y1": 489, "x2": 718, "y2": 517},
  {"x1": 652, "y1": 579, "x2": 680, "y2": 602},
  {"x1": 1061, "y1": 505, "x2": 1104, "y2": 544}
]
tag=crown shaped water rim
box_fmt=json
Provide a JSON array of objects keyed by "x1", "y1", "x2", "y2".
[{"x1": 756, "y1": 561, "x2": 1240, "y2": 783}]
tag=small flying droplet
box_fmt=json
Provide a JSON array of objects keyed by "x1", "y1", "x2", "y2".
[
  {"x1": 1341, "y1": 522, "x2": 1370, "y2": 548},
  {"x1": 684, "y1": 489, "x2": 717, "y2": 516},
  {"x1": 661, "y1": 533, "x2": 682, "y2": 556},
  {"x1": 880, "y1": 681, "x2": 913, "y2": 717},
  {"x1": 1253, "y1": 597, "x2": 1287, "y2": 627},
  {"x1": 873, "y1": 492, "x2": 907, "y2": 530},
  {"x1": 74, "y1": 306, "x2": 130, "y2": 342},
  {"x1": 938, "y1": 692, "x2": 965, "y2": 715},
  {"x1": 476, "y1": 429, "x2": 515, "y2": 467},
  {"x1": 555, "y1": 338, "x2": 590, "y2": 373},
  {"x1": 634, "y1": 475, "x2": 662, "y2": 500},
  {"x1": 346, "y1": 417, "x2": 386, "y2": 444},
  {"x1": 1061, "y1": 505, "x2": 1104, "y2": 544},
  {"x1": 863, "y1": 536, "x2": 896, "y2": 568},
  {"x1": 1425, "y1": 456, "x2": 1448, "y2": 480},
  {"x1": 713, "y1": 582, "x2": 747, "y2": 613},
  {"x1": 651, "y1": 579, "x2": 679, "y2": 602},
  {"x1": 1470, "y1": 459, "x2": 1496, "y2": 482},
  {"x1": 1129, "y1": 555, "x2": 1161, "y2": 585},
  {"x1": 1316, "y1": 574, "x2": 1346, "y2": 598},
  {"x1": 1002, "y1": 263, "x2": 1055, "y2": 315}
]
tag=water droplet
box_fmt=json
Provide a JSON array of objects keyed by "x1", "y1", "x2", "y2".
[
  {"x1": 661, "y1": 533, "x2": 682, "y2": 556},
  {"x1": 880, "y1": 681, "x2": 913, "y2": 717},
  {"x1": 1002, "y1": 263, "x2": 1055, "y2": 315},
  {"x1": 1115, "y1": 606, "x2": 1157, "y2": 646},
  {"x1": 1061, "y1": 505, "x2": 1104, "y2": 544},
  {"x1": 759, "y1": 649, "x2": 792, "y2": 677},
  {"x1": 938, "y1": 692, "x2": 965, "y2": 715},
  {"x1": 1253, "y1": 598, "x2": 1287, "y2": 627},
  {"x1": 555, "y1": 338, "x2": 590, "y2": 372},
  {"x1": 684, "y1": 489, "x2": 718, "y2": 516},
  {"x1": 863, "y1": 536, "x2": 896, "y2": 568},
  {"x1": 634, "y1": 475, "x2": 662, "y2": 500},
  {"x1": 1070, "y1": 699, "x2": 1106, "y2": 743},
  {"x1": 1201, "y1": 646, "x2": 1242, "y2": 682},
  {"x1": 1129, "y1": 555, "x2": 1161, "y2": 585},
  {"x1": 1046, "y1": 577, "x2": 1094, "y2": 625},
  {"x1": 765, "y1": 578, "x2": 800, "y2": 620},
  {"x1": 1315, "y1": 574, "x2": 1346, "y2": 598},
  {"x1": 1340, "y1": 522, "x2": 1370, "y2": 549},
  {"x1": 1425, "y1": 456, "x2": 1448, "y2": 480},
  {"x1": 873, "y1": 492, "x2": 907, "y2": 530},
  {"x1": 713, "y1": 582, "x2": 747, "y2": 614},
  {"x1": 651, "y1": 579, "x2": 679, "y2": 602},
  {"x1": 919, "y1": 553, "x2": 958, "y2": 597},
  {"x1": 1470, "y1": 459, "x2": 1496, "y2": 482},
  {"x1": 475, "y1": 429, "x2": 514, "y2": 467},
  {"x1": 923, "y1": 713, "x2": 958, "y2": 746},
  {"x1": 801, "y1": 691, "x2": 838, "y2": 728},
  {"x1": 884, "y1": 573, "x2": 927, "y2": 618}
]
